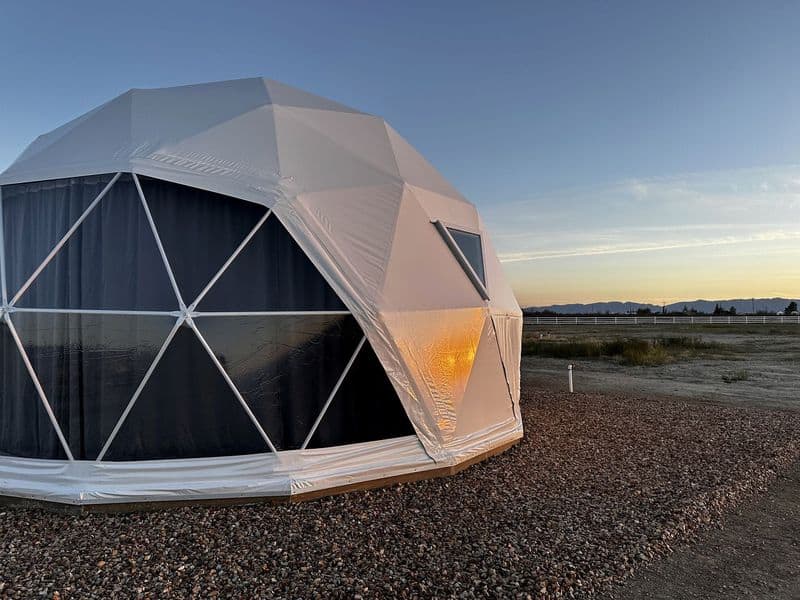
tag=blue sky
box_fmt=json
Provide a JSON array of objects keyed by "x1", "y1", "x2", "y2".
[{"x1": 1, "y1": 1, "x2": 798, "y2": 305}]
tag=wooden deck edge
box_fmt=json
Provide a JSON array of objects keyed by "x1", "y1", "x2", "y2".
[{"x1": 0, "y1": 437, "x2": 521, "y2": 514}]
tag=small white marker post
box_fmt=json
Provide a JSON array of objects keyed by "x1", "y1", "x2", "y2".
[{"x1": 568, "y1": 364, "x2": 574, "y2": 393}]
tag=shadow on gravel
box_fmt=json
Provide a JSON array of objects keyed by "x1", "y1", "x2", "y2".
[{"x1": 1, "y1": 387, "x2": 798, "y2": 598}]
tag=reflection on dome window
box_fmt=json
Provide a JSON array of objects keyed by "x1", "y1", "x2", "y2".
[{"x1": 433, "y1": 221, "x2": 489, "y2": 300}]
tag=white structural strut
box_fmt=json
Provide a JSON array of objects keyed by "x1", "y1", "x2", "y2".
[
  {"x1": 3, "y1": 312, "x2": 75, "y2": 460},
  {"x1": 10, "y1": 307, "x2": 179, "y2": 317},
  {"x1": 187, "y1": 318, "x2": 279, "y2": 454},
  {"x1": 188, "y1": 209, "x2": 272, "y2": 311},
  {"x1": 0, "y1": 187, "x2": 7, "y2": 305},
  {"x1": 192, "y1": 311, "x2": 351, "y2": 317},
  {"x1": 134, "y1": 174, "x2": 186, "y2": 311},
  {"x1": 9, "y1": 173, "x2": 122, "y2": 307},
  {"x1": 301, "y1": 335, "x2": 366, "y2": 449},
  {"x1": 95, "y1": 317, "x2": 185, "y2": 461}
]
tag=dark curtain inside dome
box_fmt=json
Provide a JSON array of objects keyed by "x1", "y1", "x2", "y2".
[
  {"x1": 307, "y1": 341, "x2": 414, "y2": 448},
  {"x1": 138, "y1": 176, "x2": 267, "y2": 305},
  {"x1": 15, "y1": 174, "x2": 177, "y2": 311},
  {"x1": 195, "y1": 314, "x2": 364, "y2": 450},
  {"x1": 2, "y1": 174, "x2": 115, "y2": 300},
  {"x1": 11, "y1": 312, "x2": 175, "y2": 460},
  {"x1": 197, "y1": 211, "x2": 346, "y2": 312},
  {"x1": 0, "y1": 321, "x2": 68, "y2": 459},
  {"x1": 0, "y1": 174, "x2": 414, "y2": 461},
  {"x1": 103, "y1": 325, "x2": 271, "y2": 461}
]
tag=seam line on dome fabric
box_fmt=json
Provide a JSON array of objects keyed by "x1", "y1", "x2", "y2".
[
  {"x1": 95, "y1": 317, "x2": 184, "y2": 462},
  {"x1": 3, "y1": 311, "x2": 74, "y2": 460},
  {"x1": 301, "y1": 335, "x2": 366, "y2": 450},
  {"x1": 133, "y1": 174, "x2": 186, "y2": 311},
  {"x1": 489, "y1": 315, "x2": 519, "y2": 422},
  {"x1": 9, "y1": 173, "x2": 122, "y2": 307},
  {"x1": 187, "y1": 318, "x2": 278, "y2": 454},
  {"x1": 187, "y1": 208, "x2": 272, "y2": 312}
]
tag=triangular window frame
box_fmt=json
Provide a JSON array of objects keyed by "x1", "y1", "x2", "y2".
[{"x1": 433, "y1": 220, "x2": 490, "y2": 301}]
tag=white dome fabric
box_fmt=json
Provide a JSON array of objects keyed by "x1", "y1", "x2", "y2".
[{"x1": 0, "y1": 78, "x2": 522, "y2": 506}]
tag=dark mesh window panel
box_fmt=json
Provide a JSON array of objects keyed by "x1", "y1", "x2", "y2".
[
  {"x1": 307, "y1": 341, "x2": 414, "y2": 448},
  {"x1": 139, "y1": 176, "x2": 267, "y2": 304},
  {"x1": 0, "y1": 322, "x2": 68, "y2": 459},
  {"x1": 11, "y1": 312, "x2": 175, "y2": 460},
  {"x1": 2, "y1": 174, "x2": 115, "y2": 299},
  {"x1": 103, "y1": 326, "x2": 270, "y2": 460},
  {"x1": 447, "y1": 227, "x2": 486, "y2": 285},
  {"x1": 16, "y1": 174, "x2": 177, "y2": 311},
  {"x1": 198, "y1": 214, "x2": 346, "y2": 312},
  {"x1": 195, "y1": 314, "x2": 363, "y2": 450}
]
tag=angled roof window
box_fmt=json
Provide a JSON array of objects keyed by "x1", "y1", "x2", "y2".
[{"x1": 433, "y1": 221, "x2": 489, "y2": 300}]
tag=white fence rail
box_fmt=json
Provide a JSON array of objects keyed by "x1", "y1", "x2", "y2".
[{"x1": 524, "y1": 315, "x2": 800, "y2": 326}]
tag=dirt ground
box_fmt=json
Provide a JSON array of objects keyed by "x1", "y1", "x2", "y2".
[
  {"x1": 606, "y1": 462, "x2": 800, "y2": 600},
  {"x1": 523, "y1": 324, "x2": 800, "y2": 409},
  {"x1": 523, "y1": 323, "x2": 800, "y2": 599}
]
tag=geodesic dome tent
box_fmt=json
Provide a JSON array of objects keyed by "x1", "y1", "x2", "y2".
[{"x1": 0, "y1": 78, "x2": 522, "y2": 506}]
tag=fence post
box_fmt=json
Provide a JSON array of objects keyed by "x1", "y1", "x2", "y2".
[{"x1": 568, "y1": 364, "x2": 574, "y2": 393}]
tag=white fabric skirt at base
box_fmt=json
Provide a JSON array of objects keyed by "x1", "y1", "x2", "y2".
[{"x1": 0, "y1": 421, "x2": 522, "y2": 506}]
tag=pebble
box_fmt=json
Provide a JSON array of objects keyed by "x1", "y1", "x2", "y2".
[{"x1": 0, "y1": 390, "x2": 798, "y2": 599}]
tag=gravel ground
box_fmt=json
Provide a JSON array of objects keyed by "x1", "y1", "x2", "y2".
[{"x1": 1, "y1": 389, "x2": 799, "y2": 599}]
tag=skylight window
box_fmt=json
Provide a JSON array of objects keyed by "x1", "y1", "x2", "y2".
[{"x1": 433, "y1": 221, "x2": 489, "y2": 300}]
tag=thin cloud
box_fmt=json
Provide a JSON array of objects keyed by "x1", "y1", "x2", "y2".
[{"x1": 499, "y1": 230, "x2": 800, "y2": 263}]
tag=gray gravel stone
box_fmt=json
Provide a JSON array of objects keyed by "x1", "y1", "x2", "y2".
[{"x1": 1, "y1": 390, "x2": 798, "y2": 599}]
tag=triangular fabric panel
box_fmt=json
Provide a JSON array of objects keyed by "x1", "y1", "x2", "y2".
[
  {"x1": 296, "y1": 183, "x2": 404, "y2": 302},
  {"x1": 382, "y1": 308, "x2": 485, "y2": 440},
  {"x1": 264, "y1": 79, "x2": 363, "y2": 114},
  {"x1": 2, "y1": 173, "x2": 115, "y2": 298},
  {"x1": 9, "y1": 93, "x2": 133, "y2": 175},
  {"x1": 140, "y1": 176, "x2": 267, "y2": 304},
  {"x1": 0, "y1": 321, "x2": 67, "y2": 459},
  {"x1": 195, "y1": 314, "x2": 363, "y2": 450},
  {"x1": 490, "y1": 313, "x2": 522, "y2": 410},
  {"x1": 385, "y1": 124, "x2": 465, "y2": 201},
  {"x1": 307, "y1": 339, "x2": 415, "y2": 448},
  {"x1": 11, "y1": 312, "x2": 175, "y2": 460},
  {"x1": 153, "y1": 105, "x2": 281, "y2": 184},
  {"x1": 10, "y1": 100, "x2": 112, "y2": 168},
  {"x1": 198, "y1": 213, "x2": 346, "y2": 312},
  {"x1": 453, "y1": 316, "x2": 516, "y2": 439},
  {"x1": 131, "y1": 78, "x2": 271, "y2": 149},
  {"x1": 103, "y1": 325, "x2": 270, "y2": 460},
  {"x1": 408, "y1": 185, "x2": 479, "y2": 230},
  {"x1": 273, "y1": 106, "x2": 400, "y2": 194},
  {"x1": 16, "y1": 174, "x2": 177, "y2": 311},
  {"x1": 381, "y1": 186, "x2": 484, "y2": 311},
  {"x1": 280, "y1": 107, "x2": 400, "y2": 178}
]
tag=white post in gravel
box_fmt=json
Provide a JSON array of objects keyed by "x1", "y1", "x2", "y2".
[{"x1": 568, "y1": 364, "x2": 574, "y2": 393}]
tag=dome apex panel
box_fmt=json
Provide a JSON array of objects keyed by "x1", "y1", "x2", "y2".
[
  {"x1": 130, "y1": 79, "x2": 272, "y2": 153},
  {"x1": 263, "y1": 79, "x2": 364, "y2": 114},
  {"x1": 384, "y1": 124, "x2": 465, "y2": 201},
  {"x1": 273, "y1": 107, "x2": 401, "y2": 194}
]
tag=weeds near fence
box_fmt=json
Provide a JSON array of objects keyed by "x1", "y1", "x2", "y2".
[{"x1": 522, "y1": 335, "x2": 721, "y2": 366}]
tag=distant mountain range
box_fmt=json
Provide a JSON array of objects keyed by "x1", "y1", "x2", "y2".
[{"x1": 524, "y1": 298, "x2": 796, "y2": 315}]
